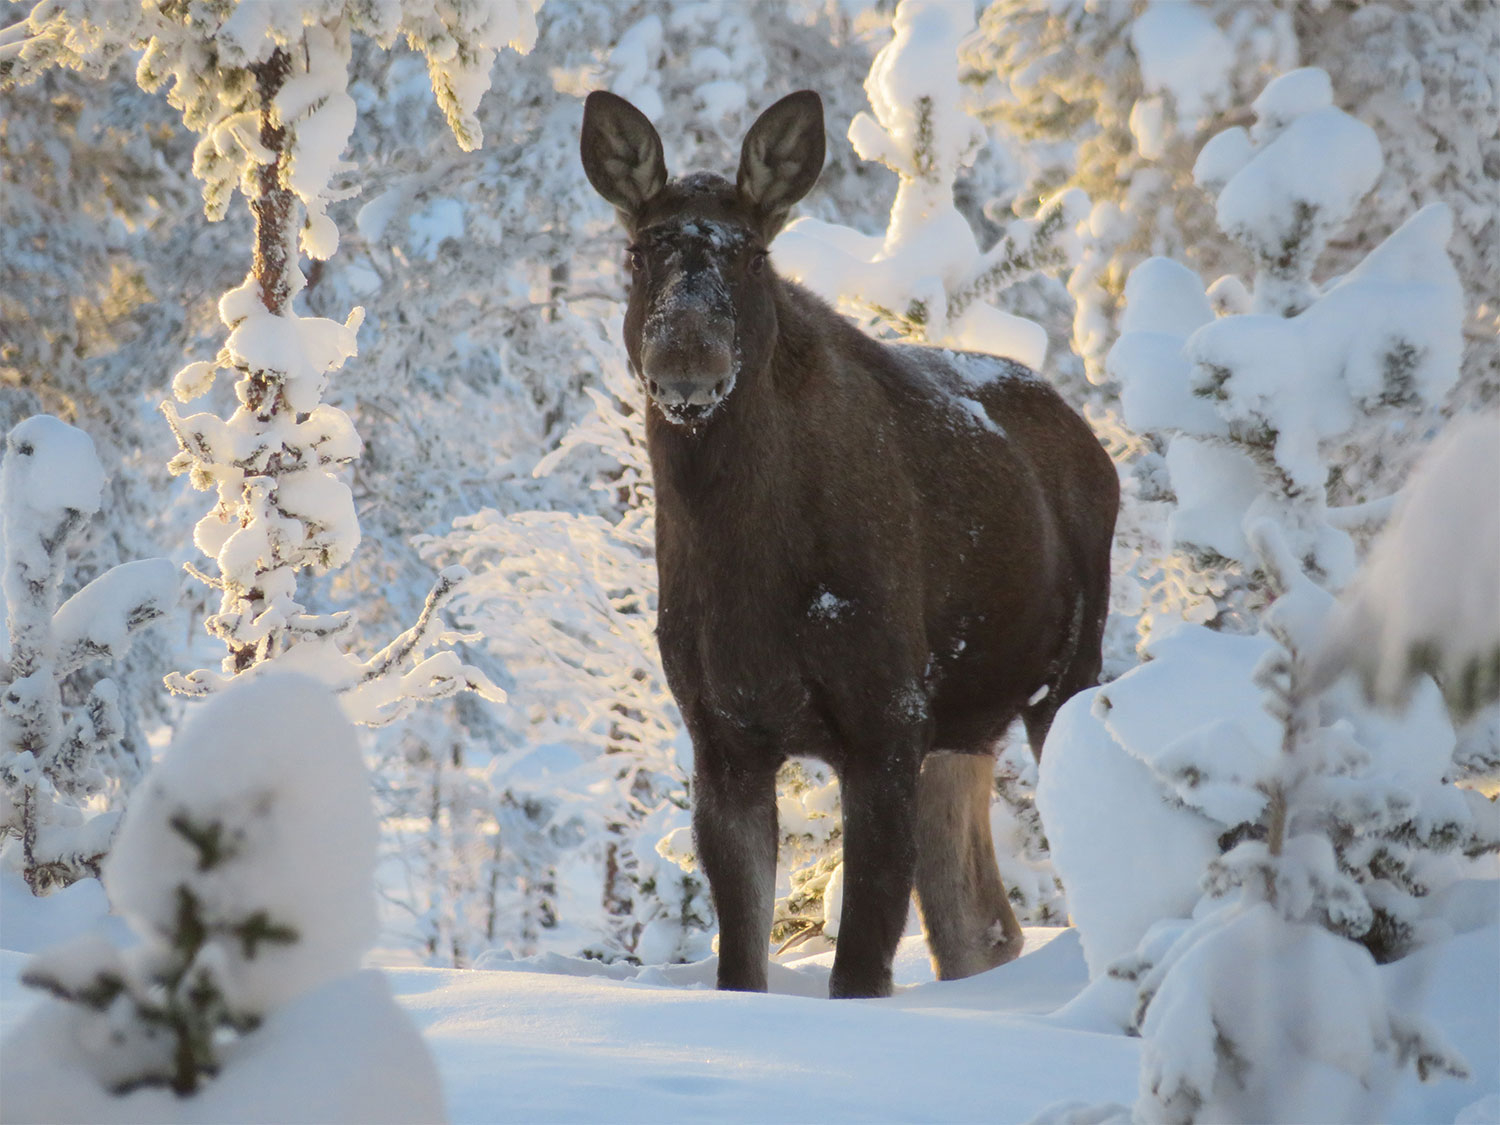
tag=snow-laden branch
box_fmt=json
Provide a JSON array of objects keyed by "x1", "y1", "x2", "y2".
[
  {"x1": 1308, "y1": 413, "x2": 1500, "y2": 720},
  {"x1": 53, "y1": 560, "x2": 179, "y2": 679},
  {"x1": 166, "y1": 566, "x2": 504, "y2": 729}
]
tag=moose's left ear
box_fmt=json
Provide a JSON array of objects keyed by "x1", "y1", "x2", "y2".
[{"x1": 736, "y1": 90, "x2": 825, "y2": 241}]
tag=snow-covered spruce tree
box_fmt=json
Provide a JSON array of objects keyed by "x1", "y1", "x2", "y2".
[
  {"x1": 1034, "y1": 72, "x2": 1496, "y2": 1123},
  {"x1": 1035, "y1": 431, "x2": 1496, "y2": 1122},
  {"x1": 1, "y1": 416, "x2": 177, "y2": 895},
  {"x1": 0, "y1": 57, "x2": 208, "y2": 810},
  {"x1": 0, "y1": 1, "x2": 532, "y2": 720},
  {"x1": 0, "y1": 673, "x2": 443, "y2": 1121}
]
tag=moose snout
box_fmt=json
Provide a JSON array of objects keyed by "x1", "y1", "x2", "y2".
[{"x1": 641, "y1": 324, "x2": 736, "y2": 421}]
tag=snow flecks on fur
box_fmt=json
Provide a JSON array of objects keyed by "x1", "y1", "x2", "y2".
[
  {"x1": 893, "y1": 344, "x2": 1028, "y2": 439},
  {"x1": 809, "y1": 588, "x2": 851, "y2": 622}
]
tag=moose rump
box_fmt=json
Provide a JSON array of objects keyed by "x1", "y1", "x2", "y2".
[{"x1": 581, "y1": 89, "x2": 1119, "y2": 999}]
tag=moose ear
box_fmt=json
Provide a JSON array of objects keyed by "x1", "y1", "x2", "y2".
[
  {"x1": 736, "y1": 90, "x2": 825, "y2": 241},
  {"x1": 581, "y1": 91, "x2": 668, "y2": 226}
]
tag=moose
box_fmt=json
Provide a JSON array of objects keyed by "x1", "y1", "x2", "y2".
[{"x1": 580, "y1": 90, "x2": 1119, "y2": 999}]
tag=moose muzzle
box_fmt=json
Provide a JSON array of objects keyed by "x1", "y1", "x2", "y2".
[{"x1": 640, "y1": 308, "x2": 736, "y2": 423}]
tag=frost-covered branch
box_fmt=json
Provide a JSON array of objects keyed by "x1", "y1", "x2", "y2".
[{"x1": 425, "y1": 350, "x2": 712, "y2": 965}]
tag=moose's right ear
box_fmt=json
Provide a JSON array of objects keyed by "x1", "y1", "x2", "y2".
[{"x1": 581, "y1": 91, "x2": 668, "y2": 227}]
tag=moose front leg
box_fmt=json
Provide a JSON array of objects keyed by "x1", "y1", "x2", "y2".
[
  {"x1": 828, "y1": 747, "x2": 922, "y2": 999},
  {"x1": 693, "y1": 749, "x2": 779, "y2": 992}
]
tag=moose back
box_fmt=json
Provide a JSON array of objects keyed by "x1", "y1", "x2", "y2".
[{"x1": 581, "y1": 89, "x2": 1119, "y2": 999}]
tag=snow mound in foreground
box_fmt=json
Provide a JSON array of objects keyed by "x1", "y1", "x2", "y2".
[{"x1": 2, "y1": 969, "x2": 440, "y2": 1125}]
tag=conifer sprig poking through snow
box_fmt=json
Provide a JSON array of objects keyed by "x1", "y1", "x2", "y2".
[
  {"x1": 1, "y1": 416, "x2": 177, "y2": 895},
  {"x1": 774, "y1": 0, "x2": 1087, "y2": 368}
]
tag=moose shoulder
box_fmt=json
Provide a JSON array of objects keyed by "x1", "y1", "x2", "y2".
[{"x1": 581, "y1": 89, "x2": 1119, "y2": 999}]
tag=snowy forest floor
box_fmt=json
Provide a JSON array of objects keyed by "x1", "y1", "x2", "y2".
[{"x1": 3, "y1": 875, "x2": 1496, "y2": 1123}]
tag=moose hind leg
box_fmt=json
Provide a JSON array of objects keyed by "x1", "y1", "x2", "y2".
[
  {"x1": 694, "y1": 753, "x2": 778, "y2": 992},
  {"x1": 913, "y1": 753, "x2": 1023, "y2": 981}
]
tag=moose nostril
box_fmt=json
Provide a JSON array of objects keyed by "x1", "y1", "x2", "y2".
[{"x1": 713, "y1": 380, "x2": 726, "y2": 396}]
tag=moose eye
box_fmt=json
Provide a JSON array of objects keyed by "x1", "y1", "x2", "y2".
[
  {"x1": 626, "y1": 247, "x2": 644, "y2": 273},
  {"x1": 748, "y1": 250, "x2": 769, "y2": 275}
]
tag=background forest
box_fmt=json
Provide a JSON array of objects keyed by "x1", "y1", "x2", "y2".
[{"x1": 1, "y1": 0, "x2": 1496, "y2": 1122}]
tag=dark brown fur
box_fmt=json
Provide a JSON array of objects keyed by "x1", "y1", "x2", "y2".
[{"x1": 582, "y1": 90, "x2": 1119, "y2": 999}]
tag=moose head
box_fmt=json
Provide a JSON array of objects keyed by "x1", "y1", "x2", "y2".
[{"x1": 580, "y1": 90, "x2": 825, "y2": 425}]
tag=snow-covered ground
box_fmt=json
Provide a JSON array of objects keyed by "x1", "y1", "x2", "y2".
[{"x1": 4, "y1": 878, "x2": 1495, "y2": 1123}]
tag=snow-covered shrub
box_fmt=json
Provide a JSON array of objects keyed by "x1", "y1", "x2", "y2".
[
  {"x1": 430, "y1": 335, "x2": 713, "y2": 964},
  {"x1": 1, "y1": 416, "x2": 177, "y2": 894},
  {"x1": 0, "y1": 673, "x2": 444, "y2": 1122}
]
